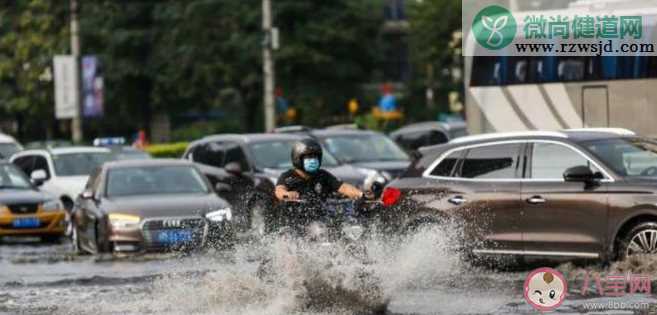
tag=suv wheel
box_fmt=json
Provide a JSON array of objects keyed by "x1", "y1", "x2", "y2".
[{"x1": 618, "y1": 222, "x2": 657, "y2": 259}]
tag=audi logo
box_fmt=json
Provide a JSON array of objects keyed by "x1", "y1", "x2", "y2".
[{"x1": 162, "y1": 219, "x2": 182, "y2": 228}]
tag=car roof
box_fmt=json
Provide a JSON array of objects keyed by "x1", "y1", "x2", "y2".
[
  {"x1": 50, "y1": 146, "x2": 112, "y2": 155},
  {"x1": 104, "y1": 158, "x2": 194, "y2": 169},
  {"x1": 0, "y1": 133, "x2": 17, "y2": 143},
  {"x1": 16, "y1": 146, "x2": 111, "y2": 156},
  {"x1": 195, "y1": 133, "x2": 307, "y2": 145},
  {"x1": 310, "y1": 128, "x2": 382, "y2": 137},
  {"x1": 447, "y1": 128, "x2": 636, "y2": 146},
  {"x1": 392, "y1": 121, "x2": 468, "y2": 135}
]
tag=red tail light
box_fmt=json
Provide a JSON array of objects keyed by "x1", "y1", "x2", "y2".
[{"x1": 382, "y1": 187, "x2": 402, "y2": 207}]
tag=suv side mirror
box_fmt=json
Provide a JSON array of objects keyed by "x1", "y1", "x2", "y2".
[
  {"x1": 80, "y1": 190, "x2": 94, "y2": 200},
  {"x1": 563, "y1": 166, "x2": 598, "y2": 182},
  {"x1": 225, "y1": 162, "x2": 242, "y2": 175},
  {"x1": 30, "y1": 170, "x2": 47, "y2": 186}
]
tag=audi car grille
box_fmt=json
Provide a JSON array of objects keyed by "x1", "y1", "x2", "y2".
[{"x1": 141, "y1": 217, "x2": 207, "y2": 250}]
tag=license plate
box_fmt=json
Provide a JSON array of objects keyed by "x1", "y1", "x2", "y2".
[
  {"x1": 156, "y1": 230, "x2": 193, "y2": 244},
  {"x1": 12, "y1": 217, "x2": 40, "y2": 228}
]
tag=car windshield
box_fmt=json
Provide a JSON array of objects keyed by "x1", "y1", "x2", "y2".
[
  {"x1": 585, "y1": 138, "x2": 657, "y2": 177},
  {"x1": 53, "y1": 152, "x2": 113, "y2": 176},
  {"x1": 322, "y1": 134, "x2": 409, "y2": 163},
  {"x1": 0, "y1": 164, "x2": 32, "y2": 190},
  {"x1": 0, "y1": 143, "x2": 20, "y2": 159},
  {"x1": 249, "y1": 140, "x2": 339, "y2": 170},
  {"x1": 106, "y1": 165, "x2": 209, "y2": 197}
]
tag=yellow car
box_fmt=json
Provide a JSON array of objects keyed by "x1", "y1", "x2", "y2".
[{"x1": 0, "y1": 162, "x2": 67, "y2": 242}]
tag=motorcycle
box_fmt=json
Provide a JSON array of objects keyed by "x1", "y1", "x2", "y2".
[{"x1": 265, "y1": 182, "x2": 383, "y2": 244}]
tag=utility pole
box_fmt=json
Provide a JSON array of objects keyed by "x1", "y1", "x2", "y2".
[
  {"x1": 70, "y1": 0, "x2": 83, "y2": 143},
  {"x1": 262, "y1": 0, "x2": 276, "y2": 132}
]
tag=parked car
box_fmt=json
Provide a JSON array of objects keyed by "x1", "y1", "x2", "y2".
[
  {"x1": 296, "y1": 128, "x2": 412, "y2": 180},
  {"x1": 0, "y1": 133, "x2": 22, "y2": 160},
  {"x1": 381, "y1": 128, "x2": 657, "y2": 262},
  {"x1": 10, "y1": 147, "x2": 114, "y2": 211},
  {"x1": 183, "y1": 133, "x2": 375, "y2": 234},
  {"x1": 0, "y1": 161, "x2": 66, "y2": 242},
  {"x1": 390, "y1": 121, "x2": 468, "y2": 153},
  {"x1": 72, "y1": 159, "x2": 233, "y2": 254}
]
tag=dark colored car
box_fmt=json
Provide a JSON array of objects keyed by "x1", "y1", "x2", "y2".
[
  {"x1": 275, "y1": 127, "x2": 411, "y2": 180},
  {"x1": 182, "y1": 133, "x2": 373, "y2": 233},
  {"x1": 72, "y1": 159, "x2": 233, "y2": 254},
  {"x1": 381, "y1": 128, "x2": 657, "y2": 262},
  {"x1": 0, "y1": 161, "x2": 66, "y2": 242},
  {"x1": 390, "y1": 121, "x2": 468, "y2": 153}
]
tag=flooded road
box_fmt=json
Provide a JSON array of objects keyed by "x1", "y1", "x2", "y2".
[{"x1": 1, "y1": 231, "x2": 657, "y2": 315}]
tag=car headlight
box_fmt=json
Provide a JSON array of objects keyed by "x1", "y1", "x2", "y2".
[
  {"x1": 206, "y1": 208, "x2": 232, "y2": 222},
  {"x1": 0, "y1": 204, "x2": 8, "y2": 214},
  {"x1": 109, "y1": 213, "x2": 141, "y2": 229},
  {"x1": 41, "y1": 200, "x2": 64, "y2": 212}
]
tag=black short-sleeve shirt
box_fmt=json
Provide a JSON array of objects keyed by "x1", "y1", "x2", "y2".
[{"x1": 276, "y1": 169, "x2": 343, "y2": 202}]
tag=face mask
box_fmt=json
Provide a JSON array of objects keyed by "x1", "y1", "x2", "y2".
[{"x1": 303, "y1": 158, "x2": 320, "y2": 173}]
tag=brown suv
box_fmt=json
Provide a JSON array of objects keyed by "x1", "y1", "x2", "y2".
[{"x1": 381, "y1": 129, "x2": 657, "y2": 262}]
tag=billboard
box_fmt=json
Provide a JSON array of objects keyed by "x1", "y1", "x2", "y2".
[
  {"x1": 82, "y1": 56, "x2": 104, "y2": 117},
  {"x1": 53, "y1": 55, "x2": 79, "y2": 119}
]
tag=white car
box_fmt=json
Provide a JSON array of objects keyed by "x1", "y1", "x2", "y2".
[
  {"x1": 0, "y1": 133, "x2": 22, "y2": 160},
  {"x1": 10, "y1": 147, "x2": 114, "y2": 210}
]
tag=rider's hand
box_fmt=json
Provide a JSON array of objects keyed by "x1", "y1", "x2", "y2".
[
  {"x1": 284, "y1": 191, "x2": 300, "y2": 201},
  {"x1": 363, "y1": 190, "x2": 376, "y2": 200}
]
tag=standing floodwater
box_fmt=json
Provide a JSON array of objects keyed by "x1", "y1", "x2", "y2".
[{"x1": 2, "y1": 229, "x2": 657, "y2": 315}]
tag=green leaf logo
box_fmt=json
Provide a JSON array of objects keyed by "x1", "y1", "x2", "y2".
[{"x1": 472, "y1": 5, "x2": 516, "y2": 50}]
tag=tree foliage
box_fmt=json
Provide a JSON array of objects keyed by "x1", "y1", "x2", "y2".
[
  {"x1": 407, "y1": 0, "x2": 462, "y2": 117},
  {"x1": 1, "y1": 0, "x2": 387, "y2": 141},
  {"x1": 0, "y1": 0, "x2": 68, "y2": 138}
]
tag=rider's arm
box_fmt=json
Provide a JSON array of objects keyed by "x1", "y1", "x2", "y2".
[
  {"x1": 337, "y1": 183, "x2": 364, "y2": 200},
  {"x1": 275, "y1": 185, "x2": 299, "y2": 201}
]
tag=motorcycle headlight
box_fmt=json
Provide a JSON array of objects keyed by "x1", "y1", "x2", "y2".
[
  {"x1": 41, "y1": 200, "x2": 64, "y2": 212},
  {"x1": 109, "y1": 213, "x2": 141, "y2": 229},
  {"x1": 206, "y1": 208, "x2": 232, "y2": 222}
]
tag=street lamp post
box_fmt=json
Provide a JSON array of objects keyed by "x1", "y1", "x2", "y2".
[
  {"x1": 70, "y1": 0, "x2": 83, "y2": 143},
  {"x1": 262, "y1": 0, "x2": 276, "y2": 132}
]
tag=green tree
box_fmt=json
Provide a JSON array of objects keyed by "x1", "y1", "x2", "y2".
[
  {"x1": 0, "y1": 0, "x2": 68, "y2": 139},
  {"x1": 407, "y1": 0, "x2": 462, "y2": 120}
]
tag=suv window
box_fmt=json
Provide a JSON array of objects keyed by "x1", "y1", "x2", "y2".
[
  {"x1": 13, "y1": 156, "x2": 35, "y2": 176},
  {"x1": 429, "y1": 151, "x2": 461, "y2": 177},
  {"x1": 459, "y1": 143, "x2": 522, "y2": 179},
  {"x1": 191, "y1": 142, "x2": 225, "y2": 168},
  {"x1": 531, "y1": 142, "x2": 600, "y2": 179},
  {"x1": 396, "y1": 130, "x2": 448, "y2": 151},
  {"x1": 33, "y1": 155, "x2": 51, "y2": 179},
  {"x1": 224, "y1": 144, "x2": 250, "y2": 171}
]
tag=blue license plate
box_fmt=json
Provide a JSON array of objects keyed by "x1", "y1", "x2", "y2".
[
  {"x1": 12, "y1": 217, "x2": 40, "y2": 228},
  {"x1": 157, "y1": 230, "x2": 193, "y2": 244}
]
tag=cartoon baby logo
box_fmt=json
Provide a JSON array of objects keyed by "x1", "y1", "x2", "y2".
[{"x1": 524, "y1": 267, "x2": 567, "y2": 312}]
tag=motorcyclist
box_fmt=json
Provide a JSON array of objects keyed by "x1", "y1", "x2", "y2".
[{"x1": 275, "y1": 138, "x2": 366, "y2": 204}]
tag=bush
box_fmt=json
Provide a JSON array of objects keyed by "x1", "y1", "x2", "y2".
[{"x1": 145, "y1": 142, "x2": 189, "y2": 158}]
